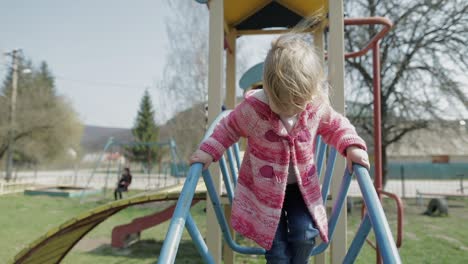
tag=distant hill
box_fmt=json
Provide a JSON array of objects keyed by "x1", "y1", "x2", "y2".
[
  {"x1": 80, "y1": 101, "x2": 219, "y2": 157},
  {"x1": 80, "y1": 125, "x2": 133, "y2": 152},
  {"x1": 78, "y1": 103, "x2": 207, "y2": 157}
]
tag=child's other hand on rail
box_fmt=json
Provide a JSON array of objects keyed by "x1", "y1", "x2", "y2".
[
  {"x1": 189, "y1": 150, "x2": 213, "y2": 170},
  {"x1": 345, "y1": 146, "x2": 370, "y2": 173}
]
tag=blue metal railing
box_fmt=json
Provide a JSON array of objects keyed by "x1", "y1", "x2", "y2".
[
  {"x1": 157, "y1": 163, "x2": 204, "y2": 263},
  {"x1": 352, "y1": 165, "x2": 401, "y2": 263},
  {"x1": 157, "y1": 111, "x2": 401, "y2": 264}
]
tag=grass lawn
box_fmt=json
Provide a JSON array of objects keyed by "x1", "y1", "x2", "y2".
[
  {"x1": 1, "y1": 191, "x2": 467, "y2": 263},
  {"x1": 347, "y1": 198, "x2": 468, "y2": 263}
]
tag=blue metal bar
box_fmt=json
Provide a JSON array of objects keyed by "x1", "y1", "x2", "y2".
[
  {"x1": 202, "y1": 170, "x2": 266, "y2": 255},
  {"x1": 157, "y1": 163, "x2": 204, "y2": 264},
  {"x1": 354, "y1": 165, "x2": 401, "y2": 264},
  {"x1": 102, "y1": 143, "x2": 114, "y2": 198},
  {"x1": 80, "y1": 137, "x2": 114, "y2": 202},
  {"x1": 219, "y1": 156, "x2": 234, "y2": 204},
  {"x1": 233, "y1": 143, "x2": 241, "y2": 170},
  {"x1": 169, "y1": 139, "x2": 180, "y2": 177},
  {"x1": 321, "y1": 148, "x2": 337, "y2": 205},
  {"x1": 186, "y1": 214, "x2": 215, "y2": 264},
  {"x1": 315, "y1": 136, "x2": 322, "y2": 158},
  {"x1": 316, "y1": 137, "x2": 327, "y2": 179},
  {"x1": 343, "y1": 214, "x2": 373, "y2": 264},
  {"x1": 225, "y1": 147, "x2": 238, "y2": 187},
  {"x1": 311, "y1": 168, "x2": 352, "y2": 255}
]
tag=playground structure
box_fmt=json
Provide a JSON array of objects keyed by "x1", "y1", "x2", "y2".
[
  {"x1": 11, "y1": 114, "x2": 400, "y2": 263},
  {"x1": 79, "y1": 137, "x2": 187, "y2": 202},
  {"x1": 239, "y1": 61, "x2": 264, "y2": 93},
  {"x1": 12, "y1": 183, "x2": 207, "y2": 264},
  {"x1": 186, "y1": 0, "x2": 402, "y2": 263}
]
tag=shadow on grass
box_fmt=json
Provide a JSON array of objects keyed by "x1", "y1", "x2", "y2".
[{"x1": 87, "y1": 239, "x2": 204, "y2": 263}]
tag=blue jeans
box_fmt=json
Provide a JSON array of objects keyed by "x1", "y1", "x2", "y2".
[{"x1": 265, "y1": 184, "x2": 319, "y2": 264}]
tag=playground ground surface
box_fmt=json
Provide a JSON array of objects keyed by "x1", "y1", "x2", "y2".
[{"x1": 1, "y1": 191, "x2": 467, "y2": 263}]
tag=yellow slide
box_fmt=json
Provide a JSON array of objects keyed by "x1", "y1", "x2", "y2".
[{"x1": 12, "y1": 183, "x2": 207, "y2": 264}]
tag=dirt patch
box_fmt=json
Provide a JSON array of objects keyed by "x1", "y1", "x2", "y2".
[{"x1": 73, "y1": 237, "x2": 109, "y2": 252}]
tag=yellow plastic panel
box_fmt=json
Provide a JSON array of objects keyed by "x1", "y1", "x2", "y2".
[
  {"x1": 279, "y1": 0, "x2": 328, "y2": 17},
  {"x1": 224, "y1": 0, "x2": 328, "y2": 27},
  {"x1": 21, "y1": 223, "x2": 94, "y2": 264},
  {"x1": 224, "y1": 0, "x2": 270, "y2": 26}
]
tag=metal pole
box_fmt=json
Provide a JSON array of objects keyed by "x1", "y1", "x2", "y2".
[
  {"x1": 157, "y1": 163, "x2": 203, "y2": 264},
  {"x1": 80, "y1": 137, "x2": 114, "y2": 203},
  {"x1": 400, "y1": 166, "x2": 405, "y2": 198},
  {"x1": 5, "y1": 49, "x2": 19, "y2": 182},
  {"x1": 372, "y1": 41, "x2": 383, "y2": 264},
  {"x1": 459, "y1": 174, "x2": 464, "y2": 194},
  {"x1": 355, "y1": 165, "x2": 401, "y2": 264},
  {"x1": 103, "y1": 146, "x2": 113, "y2": 197},
  {"x1": 372, "y1": 43, "x2": 383, "y2": 193}
]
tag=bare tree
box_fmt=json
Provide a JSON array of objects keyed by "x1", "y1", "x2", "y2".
[
  {"x1": 160, "y1": 0, "x2": 249, "y2": 159},
  {"x1": 162, "y1": 1, "x2": 209, "y2": 111},
  {"x1": 344, "y1": 0, "x2": 468, "y2": 184},
  {"x1": 159, "y1": 0, "x2": 209, "y2": 159}
]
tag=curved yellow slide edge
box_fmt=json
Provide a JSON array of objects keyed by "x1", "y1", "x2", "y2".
[{"x1": 12, "y1": 183, "x2": 207, "y2": 264}]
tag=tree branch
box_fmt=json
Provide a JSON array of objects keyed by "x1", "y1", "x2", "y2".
[{"x1": 0, "y1": 125, "x2": 53, "y2": 159}]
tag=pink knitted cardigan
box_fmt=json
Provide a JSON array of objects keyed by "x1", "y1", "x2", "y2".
[{"x1": 199, "y1": 93, "x2": 366, "y2": 250}]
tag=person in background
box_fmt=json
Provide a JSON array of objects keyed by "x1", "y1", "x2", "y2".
[{"x1": 114, "y1": 167, "x2": 132, "y2": 200}]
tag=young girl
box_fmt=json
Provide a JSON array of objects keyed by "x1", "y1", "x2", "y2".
[{"x1": 190, "y1": 35, "x2": 370, "y2": 263}]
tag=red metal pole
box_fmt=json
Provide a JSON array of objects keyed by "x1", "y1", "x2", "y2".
[
  {"x1": 379, "y1": 190, "x2": 404, "y2": 247},
  {"x1": 372, "y1": 43, "x2": 383, "y2": 201},
  {"x1": 344, "y1": 17, "x2": 392, "y2": 59},
  {"x1": 372, "y1": 41, "x2": 383, "y2": 264}
]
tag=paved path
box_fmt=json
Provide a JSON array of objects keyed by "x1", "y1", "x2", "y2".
[
  {"x1": 3, "y1": 170, "x2": 466, "y2": 198},
  {"x1": 1, "y1": 169, "x2": 183, "y2": 193}
]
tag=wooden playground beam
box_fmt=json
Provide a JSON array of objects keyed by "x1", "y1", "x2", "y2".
[
  {"x1": 206, "y1": 0, "x2": 224, "y2": 263},
  {"x1": 328, "y1": 1, "x2": 347, "y2": 263}
]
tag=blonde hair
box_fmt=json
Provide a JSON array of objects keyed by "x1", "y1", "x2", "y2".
[{"x1": 263, "y1": 33, "x2": 328, "y2": 114}]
